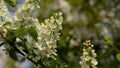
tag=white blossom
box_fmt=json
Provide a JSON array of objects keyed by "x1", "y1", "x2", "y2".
[
  {"x1": 0, "y1": 0, "x2": 11, "y2": 23},
  {"x1": 79, "y1": 40, "x2": 98, "y2": 68},
  {"x1": 35, "y1": 12, "x2": 63, "y2": 59}
]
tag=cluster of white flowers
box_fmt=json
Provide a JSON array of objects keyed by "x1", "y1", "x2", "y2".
[
  {"x1": 15, "y1": 0, "x2": 40, "y2": 20},
  {"x1": 35, "y1": 12, "x2": 63, "y2": 59},
  {"x1": 0, "y1": 0, "x2": 11, "y2": 24},
  {"x1": 0, "y1": 0, "x2": 12, "y2": 37},
  {"x1": 0, "y1": 0, "x2": 63, "y2": 60},
  {"x1": 79, "y1": 40, "x2": 98, "y2": 68}
]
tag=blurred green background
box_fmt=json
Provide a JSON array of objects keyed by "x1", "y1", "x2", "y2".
[{"x1": 40, "y1": 0, "x2": 120, "y2": 68}]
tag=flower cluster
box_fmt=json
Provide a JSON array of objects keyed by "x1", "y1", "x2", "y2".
[
  {"x1": 79, "y1": 40, "x2": 98, "y2": 68},
  {"x1": 0, "y1": 0, "x2": 11, "y2": 22},
  {"x1": 35, "y1": 12, "x2": 63, "y2": 59},
  {"x1": 0, "y1": 0, "x2": 63, "y2": 61},
  {"x1": 15, "y1": 0, "x2": 40, "y2": 20}
]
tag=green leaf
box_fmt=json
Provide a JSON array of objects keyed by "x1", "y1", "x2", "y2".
[
  {"x1": 104, "y1": 35, "x2": 113, "y2": 46},
  {"x1": 28, "y1": 26, "x2": 38, "y2": 41},
  {"x1": 15, "y1": 25, "x2": 26, "y2": 38},
  {"x1": 3, "y1": 22, "x2": 11, "y2": 26},
  {"x1": 18, "y1": 42, "x2": 33, "y2": 54},
  {"x1": 6, "y1": 29, "x2": 16, "y2": 43},
  {"x1": 37, "y1": 64, "x2": 43, "y2": 68},
  {"x1": 116, "y1": 53, "x2": 120, "y2": 61},
  {"x1": 4, "y1": 0, "x2": 16, "y2": 7},
  {"x1": 9, "y1": 48, "x2": 18, "y2": 61}
]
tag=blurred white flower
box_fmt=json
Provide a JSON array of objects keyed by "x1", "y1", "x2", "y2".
[
  {"x1": 79, "y1": 40, "x2": 98, "y2": 68},
  {"x1": 57, "y1": 0, "x2": 73, "y2": 22}
]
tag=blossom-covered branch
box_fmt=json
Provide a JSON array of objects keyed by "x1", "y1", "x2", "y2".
[{"x1": 0, "y1": 0, "x2": 63, "y2": 66}]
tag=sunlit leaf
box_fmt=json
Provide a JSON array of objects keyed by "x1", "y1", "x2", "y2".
[
  {"x1": 116, "y1": 54, "x2": 120, "y2": 61},
  {"x1": 104, "y1": 35, "x2": 113, "y2": 46},
  {"x1": 28, "y1": 26, "x2": 38, "y2": 41},
  {"x1": 15, "y1": 25, "x2": 26, "y2": 38},
  {"x1": 3, "y1": 22, "x2": 11, "y2": 26}
]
